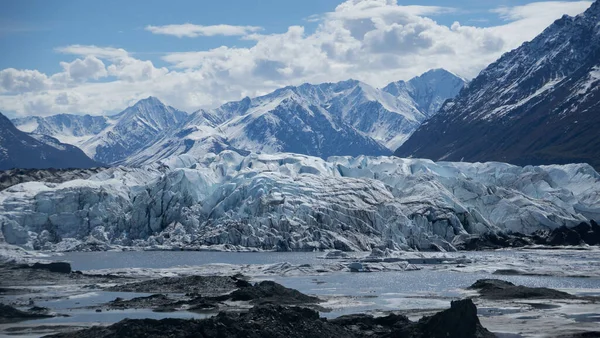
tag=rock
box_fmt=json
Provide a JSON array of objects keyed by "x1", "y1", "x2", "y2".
[
  {"x1": 0, "y1": 303, "x2": 53, "y2": 323},
  {"x1": 456, "y1": 220, "x2": 600, "y2": 250},
  {"x1": 331, "y1": 313, "x2": 412, "y2": 335},
  {"x1": 225, "y1": 280, "x2": 320, "y2": 305},
  {"x1": 469, "y1": 279, "x2": 576, "y2": 300},
  {"x1": 348, "y1": 262, "x2": 364, "y2": 272},
  {"x1": 322, "y1": 250, "x2": 350, "y2": 259},
  {"x1": 547, "y1": 225, "x2": 583, "y2": 246},
  {"x1": 47, "y1": 305, "x2": 351, "y2": 338},
  {"x1": 413, "y1": 299, "x2": 494, "y2": 338},
  {"x1": 544, "y1": 221, "x2": 600, "y2": 246},
  {"x1": 46, "y1": 300, "x2": 494, "y2": 338},
  {"x1": 108, "y1": 294, "x2": 174, "y2": 310},
  {"x1": 453, "y1": 232, "x2": 533, "y2": 250},
  {"x1": 30, "y1": 262, "x2": 72, "y2": 274}
]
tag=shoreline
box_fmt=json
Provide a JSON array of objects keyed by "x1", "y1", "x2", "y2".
[{"x1": 1, "y1": 247, "x2": 600, "y2": 337}]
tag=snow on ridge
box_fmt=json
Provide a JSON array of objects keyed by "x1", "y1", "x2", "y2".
[{"x1": 1, "y1": 151, "x2": 598, "y2": 252}]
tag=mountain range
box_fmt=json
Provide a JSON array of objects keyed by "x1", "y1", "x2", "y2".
[
  {"x1": 396, "y1": 1, "x2": 600, "y2": 170},
  {"x1": 11, "y1": 69, "x2": 465, "y2": 167},
  {"x1": 0, "y1": 113, "x2": 99, "y2": 170}
]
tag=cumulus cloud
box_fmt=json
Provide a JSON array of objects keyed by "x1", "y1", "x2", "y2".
[
  {"x1": 145, "y1": 24, "x2": 262, "y2": 37},
  {"x1": 59, "y1": 56, "x2": 107, "y2": 82},
  {"x1": 0, "y1": 69, "x2": 50, "y2": 93},
  {"x1": 0, "y1": 0, "x2": 593, "y2": 117}
]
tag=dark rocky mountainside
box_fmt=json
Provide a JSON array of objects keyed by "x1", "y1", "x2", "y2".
[
  {"x1": 396, "y1": 1, "x2": 600, "y2": 170},
  {"x1": 0, "y1": 113, "x2": 100, "y2": 170}
]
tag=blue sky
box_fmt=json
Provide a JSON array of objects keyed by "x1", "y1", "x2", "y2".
[{"x1": 0, "y1": 0, "x2": 592, "y2": 117}]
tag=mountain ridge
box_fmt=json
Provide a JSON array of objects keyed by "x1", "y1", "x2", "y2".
[
  {"x1": 0, "y1": 112, "x2": 100, "y2": 170},
  {"x1": 12, "y1": 70, "x2": 465, "y2": 166},
  {"x1": 396, "y1": 2, "x2": 600, "y2": 170}
]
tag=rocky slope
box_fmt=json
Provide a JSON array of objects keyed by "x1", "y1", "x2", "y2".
[
  {"x1": 396, "y1": 2, "x2": 600, "y2": 170},
  {"x1": 0, "y1": 113, "x2": 100, "y2": 170},
  {"x1": 1, "y1": 152, "x2": 598, "y2": 252}
]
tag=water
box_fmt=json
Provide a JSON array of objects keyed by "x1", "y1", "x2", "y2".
[
  {"x1": 49, "y1": 251, "x2": 326, "y2": 271},
  {"x1": 7, "y1": 250, "x2": 599, "y2": 333},
  {"x1": 46, "y1": 250, "x2": 600, "y2": 313}
]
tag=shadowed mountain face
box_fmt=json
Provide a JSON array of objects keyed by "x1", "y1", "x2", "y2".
[
  {"x1": 396, "y1": 2, "x2": 600, "y2": 170},
  {"x1": 0, "y1": 112, "x2": 100, "y2": 170}
]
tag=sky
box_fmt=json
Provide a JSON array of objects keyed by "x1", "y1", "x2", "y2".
[{"x1": 0, "y1": 0, "x2": 593, "y2": 118}]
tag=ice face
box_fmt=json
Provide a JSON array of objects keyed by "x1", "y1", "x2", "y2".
[{"x1": 1, "y1": 152, "x2": 598, "y2": 252}]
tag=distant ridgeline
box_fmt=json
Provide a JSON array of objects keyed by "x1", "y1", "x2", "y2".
[{"x1": 10, "y1": 70, "x2": 465, "y2": 168}]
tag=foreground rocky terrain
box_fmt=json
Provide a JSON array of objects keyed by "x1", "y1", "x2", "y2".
[
  {"x1": 2, "y1": 245, "x2": 600, "y2": 337},
  {"x1": 46, "y1": 300, "x2": 494, "y2": 338}
]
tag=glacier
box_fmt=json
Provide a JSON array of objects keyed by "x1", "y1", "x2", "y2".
[{"x1": 1, "y1": 152, "x2": 598, "y2": 252}]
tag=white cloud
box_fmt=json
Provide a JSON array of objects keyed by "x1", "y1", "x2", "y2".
[
  {"x1": 145, "y1": 24, "x2": 262, "y2": 38},
  {"x1": 0, "y1": 0, "x2": 593, "y2": 117},
  {"x1": 59, "y1": 56, "x2": 107, "y2": 82},
  {"x1": 493, "y1": 1, "x2": 591, "y2": 21},
  {"x1": 55, "y1": 45, "x2": 129, "y2": 60},
  {"x1": 0, "y1": 69, "x2": 50, "y2": 93}
]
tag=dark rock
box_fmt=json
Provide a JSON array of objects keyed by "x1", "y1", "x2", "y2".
[
  {"x1": 225, "y1": 280, "x2": 320, "y2": 305},
  {"x1": 30, "y1": 262, "x2": 72, "y2": 274},
  {"x1": 107, "y1": 294, "x2": 174, "y2": 310},
  {"x1": 547, "y1": 225, "x2": 583, "y2": 246},
  {"x1": 46, "y1": 300, "x2": 495, "y2": 338},
  {"x1": 469, "y1": 279, "x2": 576, "y2": 300},
  {"x1": 46, "y1": 305, "x2": 352, "y2": 338},
  {"x1": 457, "y1": 220, "x2": 600, "y2": 250},
  {"x1": 331, "y1": 313, "x2": 412, "y2": 336},
  {"x1": 0, "y1": 303, "x2": 53, "y2": 323},
  {"x1": 414, "y1": 299, "x2": 495, "y2": 338},
  {"x1": 455, "y1": 232, "x2": 533, "y2": 250}
]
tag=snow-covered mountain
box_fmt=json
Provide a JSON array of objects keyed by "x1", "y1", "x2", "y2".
[
  {"x1": 0, "y1": 112, "x2": 99, "y2": 170},
  {"x1": 397, "y1": 2, "x2": 600, "y2": 170},
  {"x1": 1, "y1": 152, "x2": 598, "y2": 251},
  {"x1": 13, "y1": 70, "x2": 465, "y2": 166},
  {"x1": 13, "y1": 97, "x2": 188, "y2": 165},
  {"x1": 383, "y1": 68, "x2": 466, "y2": 118},
  {"x1": 82, "y1": 97, "x2": 189, "y2": 164},
  {"x1": 128, "y1": 72, "x2": 465, "y2": 165}
]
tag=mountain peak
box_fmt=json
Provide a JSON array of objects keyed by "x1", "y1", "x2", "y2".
[
  {"x1": 383, "y1": 68, "x2": 466, "y2": 117},
  {"x1": 409, "y1": 68, "x2": 466, "y2": 84},
  {"x1": 134, "y1": 96, "x2": 165, "y2": 107}
]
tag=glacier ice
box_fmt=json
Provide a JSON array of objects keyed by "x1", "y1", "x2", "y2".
[{"x1": 1, "y1": 152, "x2": 598, "y2": 252}]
